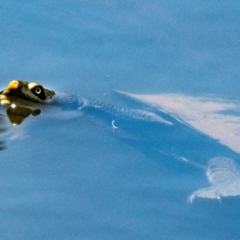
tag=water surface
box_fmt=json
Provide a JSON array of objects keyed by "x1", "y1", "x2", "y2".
[{"x1": 1, "y1": 1, "x2": 240, "y2": 239}]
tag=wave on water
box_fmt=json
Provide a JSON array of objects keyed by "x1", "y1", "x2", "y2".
[{"x1": 188, "y1": 157, "x2": 240, "y2": 202}]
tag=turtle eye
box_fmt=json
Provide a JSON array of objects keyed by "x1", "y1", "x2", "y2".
[
  {"x1": 30, "y1": 86, "x2": 46, "y2": 100},
  {"x1": 35, "y1": 87, "x2": 42, "y2": 94}
]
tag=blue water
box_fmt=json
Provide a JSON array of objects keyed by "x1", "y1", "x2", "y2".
[{"x1": 1, "y1": 1, "x2": 240, "y2": 239}]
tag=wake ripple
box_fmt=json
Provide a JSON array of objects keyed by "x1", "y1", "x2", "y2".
[{"x1": 51, "y1": 93, "x2": 172, "y2": 125}]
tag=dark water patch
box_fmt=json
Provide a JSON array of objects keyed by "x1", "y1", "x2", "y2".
[{"x1": 0, "y1": 114, "x2": 7, "y2": 151}]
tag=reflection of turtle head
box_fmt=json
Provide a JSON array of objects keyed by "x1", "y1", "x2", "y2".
[{"x1": 0, "y1": 80, "x2": 55, "y2": 106}]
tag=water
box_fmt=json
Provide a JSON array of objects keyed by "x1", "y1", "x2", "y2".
[{"x1": 1, "y1": 1, "x2": 240, "y2": 239}]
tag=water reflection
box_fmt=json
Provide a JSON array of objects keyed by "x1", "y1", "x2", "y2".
[
  {"x1": 0, "y1": 114, "x2": 7, "y2": 150},
  {"x1": 6, "y1": 105, "x2": 41, "y2": 126}
]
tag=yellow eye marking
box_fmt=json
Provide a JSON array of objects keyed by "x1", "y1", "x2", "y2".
[
  {"x1": 8, "y1": 80, "x2": 20, "y2": 90},
  {"x1": 28, "y1": 82, "x2": 40, "y2": 90}
]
